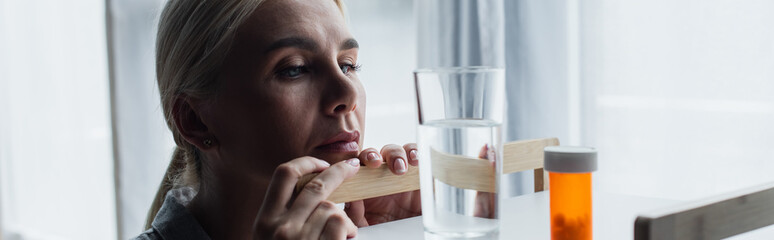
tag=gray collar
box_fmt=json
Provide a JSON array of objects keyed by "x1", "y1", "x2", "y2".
[{"x1": 151, "y1": 188, "x2": 211, "y2": 240}]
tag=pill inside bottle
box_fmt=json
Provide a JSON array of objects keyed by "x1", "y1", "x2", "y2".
[{"x1": 544, "y1": 146, "x2": 597, "y2": 240}]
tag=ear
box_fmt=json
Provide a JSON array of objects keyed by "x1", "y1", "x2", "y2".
[{"x1": 172, "y1": 95, "x2": 215, "y2": 150}]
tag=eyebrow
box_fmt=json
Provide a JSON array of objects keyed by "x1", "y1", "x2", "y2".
[
  {"x1": 341, "y1": 38, "x2": 359, "y2": 50},
  {"x1": 264, "y1": 37, "x2": 317, "y2": 54},
  {"x1": 263, "y1": 37, "x2": 359, "y2": 54}
]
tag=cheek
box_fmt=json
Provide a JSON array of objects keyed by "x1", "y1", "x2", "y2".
[
  {"x1": 264, "y1": 90, "x2": 318, "y2": 145},
  {"x1": 355, "y1": 81, "x2": 367, "y2": 130},
  {"x1": 356, "y1": 97, "x2": 366, "y2": 123},
  {"x1": 272, "y1": 102, "x2": 314, "y2": 134},
  {"x1": 355, "y1": 80, "x2": 366, "y2": 112}
]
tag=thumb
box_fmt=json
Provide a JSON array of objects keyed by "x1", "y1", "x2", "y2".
[
  {"x1": 478, "y1": 144, "x2": 489, "y2": 159},
  {"x1": 345, "y1": 200, "x2": 369, "y2": 227}
]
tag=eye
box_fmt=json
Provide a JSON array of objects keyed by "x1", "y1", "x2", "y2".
[
  {"x1": 340, "y1": 63, "x2": 361, "y2": 74},
  {"x1": 277, "y1": 65, "x2": 309, "y2": 79}
]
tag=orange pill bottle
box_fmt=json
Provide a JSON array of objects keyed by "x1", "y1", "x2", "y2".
[{"x1": 544, "y1": 146, "x2": 597, "y2": 240}]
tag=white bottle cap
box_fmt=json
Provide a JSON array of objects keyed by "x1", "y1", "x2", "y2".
[{"x1": 544, "y1": 146, "x2": 598, "y2": 173}]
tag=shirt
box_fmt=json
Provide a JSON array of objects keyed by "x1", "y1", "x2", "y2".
[{"x1": 133, "y1": 187, "x2": 211, "y2": 240}]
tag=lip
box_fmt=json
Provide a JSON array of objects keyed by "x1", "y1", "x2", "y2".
[{"x1": 316, "y1": 131, "x2": 360, "y2": 153}]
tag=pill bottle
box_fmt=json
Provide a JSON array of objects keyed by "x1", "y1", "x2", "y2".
[{"x1": 544, "y1": 146, "x2": 597, "y2": 240}]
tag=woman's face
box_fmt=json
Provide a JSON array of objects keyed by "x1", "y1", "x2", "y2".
[{"x1": 202, "y1": 0, "x2": 365, "y2": 177}]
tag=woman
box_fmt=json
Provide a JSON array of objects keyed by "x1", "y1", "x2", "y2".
[{"x1": 135, "y1": 0, "x2": 421, "y2": 239}]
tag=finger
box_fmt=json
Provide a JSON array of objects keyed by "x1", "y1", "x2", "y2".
[
  {"x1": 478, "y1": 144, "x2": 489, "y2": 159},
  {"x1": 260, "y1": 156, "x2": 331, "y2": 217},
  {"x1": 358, "y1": 148, "x2": 383, "y2": 168},
  {"x1": 478, "y1": 144, "x2": 497, "y2": 168},
  {"x1": 381, "y1": 144, "x2": 408, "y2": 175},
  {"x1": 301, "y1": 201, "x2": 339, "y2": 238},
  {"x1": 345, "y1": 200, "x2": 369, "y2": 227},
  {"x1": 474, "y1": 192, "x2": 496, "y2": 218},
  {"x1": 288, "y1": 158, "x2": 360, "y2": 220},
  {"x1": 321, "y1": 210, "x2": 358, "y2": 240},
  {"x1": 403, "y1": 143, "x2": 418, "y2": 166}
]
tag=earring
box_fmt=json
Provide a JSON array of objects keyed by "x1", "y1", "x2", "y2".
[{"x1": 203, "y1": 139, "x2": 212, "y2": 147}]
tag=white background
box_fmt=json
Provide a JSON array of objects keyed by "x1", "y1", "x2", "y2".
[
  {"x1": 582, "y1": 0, "x2": 774, "y2": 200},
  {"x1": 0, "y1": 1, "x2": 116, "y2": 239}
]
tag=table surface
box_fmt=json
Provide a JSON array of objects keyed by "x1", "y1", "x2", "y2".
[{"x1": 354, "y1": 190, "x2": 679, "y2": 240}]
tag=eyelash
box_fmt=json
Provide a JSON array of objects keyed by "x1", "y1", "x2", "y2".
[
  {"x1": 276, "y1": 63, "x2": 361, "y2": 79},
  {"x1": 276, "y1": 65, "x2": 310, "y2": 79},
  {"x1": 341, "y1": 63, "x2": 362, "y2": 74}
]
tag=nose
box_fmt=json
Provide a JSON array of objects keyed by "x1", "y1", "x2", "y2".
[{"x1": 322, "y1": 67, "x2": 359, "y2": 117}]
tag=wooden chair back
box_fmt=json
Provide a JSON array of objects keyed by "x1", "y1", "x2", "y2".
[
  {"x1": 634, "y1": 182, "x2": 774, "y2": 240},
  {"x1": 297, "y1": 138, "x2": 559, "y2": 203},
  {"x1": 503, "y1": 138, "x2": 558, "y2": 192}
]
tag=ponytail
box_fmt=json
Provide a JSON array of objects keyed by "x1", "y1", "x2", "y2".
[
  {"x1": 149, "y1": 0, "x2": 264, "y2": 231},
  {"x1": 144, "y1": 146, "x2": 197, "y2": 229}
]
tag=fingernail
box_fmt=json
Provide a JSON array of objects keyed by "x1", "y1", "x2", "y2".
[
  {"x1": 346, "y1": 158, "x2": 360, "y2": 167},
  {"x1": 320, "y1": 160, "x2": 331, "y2": 167},
  {"x1": 409, "y1": 150, "x2": 418, "y2": 162},
  {"x1": 394, "y1": 158, "x2": 407, "y2": 173},
  {"x1": 367, "y1": 152, "x2": 380, "y2": 162}
]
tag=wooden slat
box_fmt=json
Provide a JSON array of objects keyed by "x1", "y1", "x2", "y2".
[
  {"x1": 430, "y1": 148, "x2": 496, "y2": 192},
  {"x1": 503, "y1": 138, "x2": 559, "y2": 174},
  {"x1": 295, "y1": 138, "x2": 559, "y2": 203},
  {"x1": 295, "y1": 165, "x2": 419, "y2": 203},
  {"x1": 534, "y1": 168, "x2": 549, "y2": 192},
  {"x1": 635, "y1": 182, "x2": 774, "y2": 240},
  {"x1": 427, "y1": 137, "x2": 559, "y2": 193},
  {"x1": 542, "y1": 168, "x2": 549, "y2": 191}
]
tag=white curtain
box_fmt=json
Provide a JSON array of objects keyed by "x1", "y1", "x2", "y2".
[
  {"x1": 502, "y1": 0, "x2": 582, "y2": 195},
  {"x1": 581, "y1": 0, "x2": 774, "y2": 200},
  {"x1": 105, "y1": 0, "x2": 172, "y2": 239},
  {"x1": 504, "y1": 0, "x2": 579, "y2": 145},
  {"x1": 0, "y1": 0, "x2": 116, "y2": 239},
  {"x1": 416, "y1": 0, "x2": 505, "y2": 68}
]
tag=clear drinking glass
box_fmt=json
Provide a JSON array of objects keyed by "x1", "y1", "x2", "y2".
[{"x1": 414, "y1": 67, "x2": 505, "y2": 239}]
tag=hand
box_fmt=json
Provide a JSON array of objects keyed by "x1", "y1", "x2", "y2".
[
  {"x1": 344, "y1": 143, "x2": 422, "y2": 227},
  {"x1": 254, "y1": 156, "x2": 361, "y2": 240},
  {"x1": 474, "y1": 145, "x2": 496, "y2": 219}
]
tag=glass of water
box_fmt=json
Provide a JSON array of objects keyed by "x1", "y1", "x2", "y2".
[{"x1": 414, "y1": 67, "x2": 505, "y2": 239}]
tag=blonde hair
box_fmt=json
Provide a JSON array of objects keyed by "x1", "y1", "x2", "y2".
[
  {"x1": 146, "y1": 0, "x2": 264, "y2": 229},
  {"x1": 147, "y1": 0, "x2": 347, "y2": 230}
]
